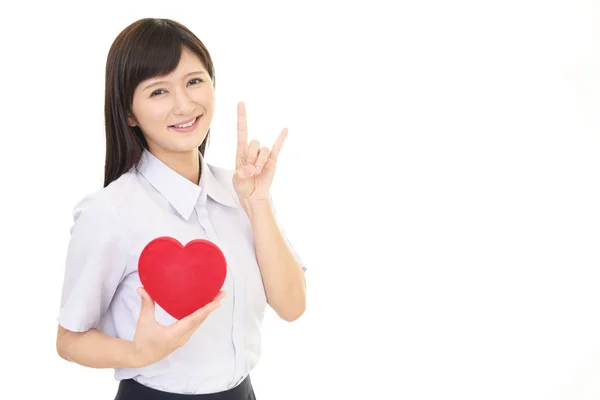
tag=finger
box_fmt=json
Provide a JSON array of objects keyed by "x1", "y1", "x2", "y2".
[
  {"x1": 247, "y1": 140, "x2": 260, "y2": 165},
  {"x1": 137, "y1": 287, "x2": 155, "y2": 319},
  {"x1": 234, "y1": 164, "x2": 257, "y2": 180},
  {"x1": 170, "y1": 308, "x2": 211, "y2": 339},
  {"x1": 188, "y1": 291, "x2": 226, "y2": 325},
  {"x1": 212, "y1": 291, "x2": 227, "y2": 302},
  {"x1": 255, "y1": 147, "x2": 270, "y2": 174},
  {"x1": 270, "y1": 128, "x2": 288, "y2": 162},
  {"x1": 237, "y1": 102, "x2": 248, "y2": 161},
  {"x1": 170, "y1": 291, "x2": 226, "y2": 337}
]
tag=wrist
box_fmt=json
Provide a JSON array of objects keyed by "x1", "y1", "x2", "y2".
[
  {"x1": 247, "y1": 198, "x2": 270, "y2": 209},
  {"x1": 242, "y1": 198, "x2": 271, "y2": 221},
  {"x1": 127, "y1": 341, "x2": 148, "y2": 369}
]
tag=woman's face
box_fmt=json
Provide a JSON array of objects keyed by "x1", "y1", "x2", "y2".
[{"x1": 128, "y1": 47, "x2": 215, "y2": 157}]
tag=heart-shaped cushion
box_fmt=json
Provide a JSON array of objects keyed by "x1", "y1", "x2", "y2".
[{"x1": 138, "y1": 236, "x2": 227, "y2": 320}]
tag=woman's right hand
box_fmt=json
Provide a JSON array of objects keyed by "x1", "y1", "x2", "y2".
[{"x1": 131, "y1": 287, "x2": 225, "y2": 368}]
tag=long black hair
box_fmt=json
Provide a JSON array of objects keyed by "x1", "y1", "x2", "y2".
[{"x1": 103, "y1": 18, "x2": 215, "y2": 188}]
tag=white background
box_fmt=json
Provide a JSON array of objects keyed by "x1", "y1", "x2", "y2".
[{"x1": 1, "y1": 1, "x2": 600, "y2": 399}]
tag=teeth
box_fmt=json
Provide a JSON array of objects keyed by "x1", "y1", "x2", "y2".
[{"x1": 174, "y1": 117, "x2": 197, "y2": 128}]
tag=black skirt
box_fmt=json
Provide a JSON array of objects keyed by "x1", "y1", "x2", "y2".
[{"x1": 114, "y1": 375, "x2": 255, "y2": 400}]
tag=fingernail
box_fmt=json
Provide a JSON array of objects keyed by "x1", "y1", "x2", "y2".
[{"x1": 256, "y1": 165, "x2": 262, "y2": 174}]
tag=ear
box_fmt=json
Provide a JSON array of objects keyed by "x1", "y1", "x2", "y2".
[{"x1": 127, "y1": 113, "x2": 138, "y2": 127}]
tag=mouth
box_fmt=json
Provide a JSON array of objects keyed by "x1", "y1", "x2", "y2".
[{"x1": 168, "y1": 115, "x2": 203, "y2": 133}]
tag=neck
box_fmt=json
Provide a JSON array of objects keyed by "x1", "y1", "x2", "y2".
[{"x1": 150, "y1": 148, "x2": 201, "y2": 184}]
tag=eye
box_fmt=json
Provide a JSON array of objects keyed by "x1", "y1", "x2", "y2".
[
  {"x1": 188, "y1": 78, "x2": 203, "y2": 86},
  {"x1": 150, "y1": 89, "x2": 166, "y2": 97}
]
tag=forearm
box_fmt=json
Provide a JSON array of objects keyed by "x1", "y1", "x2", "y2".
[
  {"x1": 57, "y1": 326, "x2": 140, "y2": 369},
  {"x1": 244, "y1": 199, "x2": 306, "y2": 321}
]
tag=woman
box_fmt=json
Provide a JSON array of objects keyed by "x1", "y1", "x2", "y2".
[{"x1": 55, "y1": 18, "x2": 307, "y2": 400}]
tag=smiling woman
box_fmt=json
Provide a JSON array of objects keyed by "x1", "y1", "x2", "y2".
[
  {"x1": 125, "y1": 48, "x2": 213, "y2": 167},
  {"x1": 103, "y1": 19, "x2": 217, "y2": 186},
  {"x1": 55, "y1": 17, "x2": 307, "y2": 400}
]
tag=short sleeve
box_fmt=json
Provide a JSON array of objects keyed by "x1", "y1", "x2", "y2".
[
  {"x1": 56, "y1": 192, "x2": 128, "y2": 332},
  {"x1": 268, "y1": 193, "x2": 307, "y2": 272}
]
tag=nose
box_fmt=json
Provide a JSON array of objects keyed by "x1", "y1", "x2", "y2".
[{"x1": 172, "y1": 88, "x2": 196, "y2": 115}]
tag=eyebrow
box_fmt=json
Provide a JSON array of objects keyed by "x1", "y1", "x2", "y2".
[{"x1": 143, "y1": 71, "x2": 206, "y2": 92}]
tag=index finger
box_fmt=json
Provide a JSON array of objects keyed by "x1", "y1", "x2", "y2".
[{"x1": 237, "y1": 102, "x2": 248, "y2": 156}]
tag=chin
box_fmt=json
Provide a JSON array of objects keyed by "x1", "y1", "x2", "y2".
[
  {"x1": 149, "y1": 126, "x2": 208, "y2": 154},
  {"x1": 171, "y1": 132, "x2": 207, "y2": 150},
  {"x1": 174, "y1": 142, "x2": 204, "y2": 153},
  {"x1": 150, "y1": 140, "x2": 201, "y2": 156}
]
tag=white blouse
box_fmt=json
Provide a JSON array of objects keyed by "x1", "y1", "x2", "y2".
[{"x1": 56, "y1": 148, "x2": 306, "y2": 394}]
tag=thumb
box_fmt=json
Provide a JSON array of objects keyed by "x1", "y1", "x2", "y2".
[
  {"x1": 234, "y1": 165, "x2": 256, "y2": 181},
  {"x1": 170, "y1": 291, "x2": 226, "y2": 338},
  {"x1": 243, "y1": 164, "x2": 257, "y2": 177},
  {"x1": 137, "y1": 287, "x2": 155, "y2": 318}
]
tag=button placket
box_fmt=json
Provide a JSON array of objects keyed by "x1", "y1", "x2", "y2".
[{"x1": 194, "y1": 192, "x2": 246, "y2": 387}]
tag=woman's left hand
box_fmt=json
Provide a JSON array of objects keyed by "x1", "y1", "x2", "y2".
[{"x1": 232, "y1": 101, "x2": 288, "y2": 204}]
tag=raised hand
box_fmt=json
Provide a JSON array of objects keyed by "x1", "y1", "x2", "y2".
[{"x1": 232, "y1": 101, "x2": 288, "y2": 203}]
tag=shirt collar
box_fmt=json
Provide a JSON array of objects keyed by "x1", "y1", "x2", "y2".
[{"x1": 137, "y1": 148, "x2": 239, "y2": 219}]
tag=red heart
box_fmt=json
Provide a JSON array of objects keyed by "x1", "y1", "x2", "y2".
[{"x1": 138, "y1": 236, "x2": 227, "y2": 320}]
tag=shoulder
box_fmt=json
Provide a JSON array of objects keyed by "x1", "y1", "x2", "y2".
[{"x1": 71, "y1": 172, "x2": 138, "y2": 225}]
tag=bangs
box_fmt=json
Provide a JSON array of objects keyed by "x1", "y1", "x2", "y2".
[
  {"x1": 107, "y1": 18, "x2": 214, "y2": 113},
  {"x1": 124, "y1": 23, "x2": 184, "y2": 98}
]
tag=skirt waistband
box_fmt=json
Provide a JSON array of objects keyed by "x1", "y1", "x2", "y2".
[{"x1": 114, "y1": 375, "x2": 254, "y2": 400}]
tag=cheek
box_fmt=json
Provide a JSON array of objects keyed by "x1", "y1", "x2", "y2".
[
  {"x1": 150, "y1": 107, "x2": 169, "y2": 123},
  {"x1": 132, "y1": 98, "x2": 169, "y2": 129},
  {"x1": 197, "y1": 86, "x2": 215, "y2": 109},
  {"x1": 139, "y1": 105, "x2": 169, "y2": 130}
]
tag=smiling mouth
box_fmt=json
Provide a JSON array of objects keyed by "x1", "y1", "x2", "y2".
[
  {"x1": 168, "y1": 115, "x2": 203, "y2": 132},
  {"x1": 169, "y1": 115, "x2": 201, "y2": 128}
]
